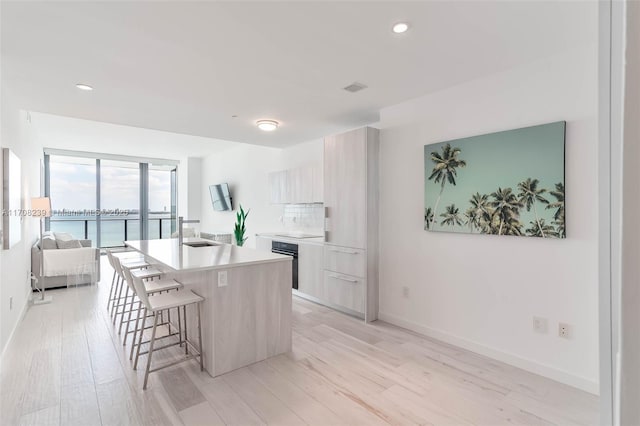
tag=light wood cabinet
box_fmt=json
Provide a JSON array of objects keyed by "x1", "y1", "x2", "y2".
[
  {"x1": 268, "y1": 164, "x2": 322, "y2": 204},
  {"x1": 268, "y1": 170, "x2": 288, "y2": 204},
  {"x1": 255, "y1": 236, "x2": 272, "y2": 252},
  {"x1": 323, "y1": 271, "x2": 365, "y2": 314},
  {"x1": 324, "y1": 129, "x2": 367, "y2": 248},
  {"x1": 323, "y1": 127, "x2": 379, "y2": 321},
  {"x1": 298, "y1": 243, "x2": 324, "y2": 299},
  {"x1": 323, "y1": 245, "x2": 366, "y2": 278}
]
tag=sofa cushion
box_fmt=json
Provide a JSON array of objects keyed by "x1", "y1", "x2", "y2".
[
  {"x1": 54, "y1": 232, "x2": 74, "y2": 242},
  {"x1": 41, "y1": 236, "x2": 58, "y2": 250},
  {"x1": 57, "y1": 239, "x2": 82, "y2": 249}
]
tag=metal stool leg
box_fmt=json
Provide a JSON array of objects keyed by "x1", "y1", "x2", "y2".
[
  {"x1": 197, "y1": 302, "x2": 204, "y2": 371},
  {"x1": 113, "y1": 278, "x2": 125, "y2": 324},
  {"x1": 143, "y1": 313, "x2": 159, "y2": 390},
  {"x1": 121, "y1": 291, "x2": 136, "y2": 339},
  {"x1": 183, "y1": 305, "x2": 189, "y2": 355},
  {"x1": 130, "y1": 302, "x2": 142, "y2": 359},
  {"x1": 107, "y1": 269, "x2": 116, "y2": 310},
  {"x1": 110, "y1": 276, "x2": 121, "y2": 316},
  {"x1": 134, "y1": 308, "x2": 148, "y2": 370}
]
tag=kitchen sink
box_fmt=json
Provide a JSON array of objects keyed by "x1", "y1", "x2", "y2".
[{"x1": 183, "y1": 241, "x2": 218, "y2": 248}]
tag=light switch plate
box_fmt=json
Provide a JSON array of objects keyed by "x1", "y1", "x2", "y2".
[{"x1": 218, "y1": 270, "x2": 228, "y2": 287}]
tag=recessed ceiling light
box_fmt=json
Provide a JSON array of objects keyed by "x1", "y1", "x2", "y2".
[
  {"x1": 76, "y1": 83, "x2": 93, "y2": 91},
  {"x1": 256, "y1": 120, "x2": 279, "y2": 132},
  {"x1": 392, "y1": 22, "x2": 409, "y2": 34}
]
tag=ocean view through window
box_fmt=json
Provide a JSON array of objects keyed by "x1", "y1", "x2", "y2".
[{"x1": 45, "y1": 151, "x2": 177, "y2": 248}]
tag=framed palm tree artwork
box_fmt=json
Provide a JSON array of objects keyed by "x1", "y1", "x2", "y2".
[{"x1": 424, "y1": 121, "x2": 566, "y2": 238}]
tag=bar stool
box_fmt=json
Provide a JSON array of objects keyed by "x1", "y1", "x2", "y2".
[
  {"x1": 112, "y1": 256, "x2": 163, "y2": 333},
  {"x1": 120, "y1": 266, "x2": 183, "y2": 350},
  {"x1": 131, "y1": 273, "x2": 204, "y2": 390},
  {"x1": 106, "y1": 249, "x2": 148, "y2": 315}
]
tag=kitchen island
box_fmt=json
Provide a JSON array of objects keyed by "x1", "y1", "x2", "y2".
[{"x1": 125, "y1": 238, "x2": 292, "y2": 377}]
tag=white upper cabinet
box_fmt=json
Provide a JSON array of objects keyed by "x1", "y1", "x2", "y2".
[
  {"x1": 268, "y1": 164, "x2": 323, "y2": 204},
  {"x1": 268, "y1": 170, "x2": 287, "y2": 204}
]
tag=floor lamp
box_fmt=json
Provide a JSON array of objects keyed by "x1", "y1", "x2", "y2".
[{"x1": 31, "y1": 197, "x2": 52, "y2": 305}]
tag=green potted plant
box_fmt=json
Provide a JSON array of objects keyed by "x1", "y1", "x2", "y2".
[{"x1": 233, "y1": 205, "x2": 250, "y2": 246}]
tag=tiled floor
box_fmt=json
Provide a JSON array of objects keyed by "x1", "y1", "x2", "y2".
[{"x1": 0, "y1": 258, "x2": 598, "y2": 425}]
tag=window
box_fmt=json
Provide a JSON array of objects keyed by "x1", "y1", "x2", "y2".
[{"x1": 44, "y1": 151, "x2": 177, "y2": 248}]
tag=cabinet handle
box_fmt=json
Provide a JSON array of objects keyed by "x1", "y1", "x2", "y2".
[
  {"x1": 329, "y1": 274, "x2": 358, "y2": 283},
  {"x1": 329, "y1": 248, "x2": 359, "y2": 254}
]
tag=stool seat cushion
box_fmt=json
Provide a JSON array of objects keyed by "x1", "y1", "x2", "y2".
[
  {"x1": 121, "y1": 260, "x2": 150, "y2": 269},
  {"x1": 148, "y1": 290, "x2": 204, "y2": 311},
  {"x1": 145, "y1": 279, "x2": 182, "y2": 294},
  {"x1": 131, "y1": 267, "x2": 162, "y2": 279}
]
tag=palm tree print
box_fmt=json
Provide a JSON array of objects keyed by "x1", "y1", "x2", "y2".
[
  {"x1": 547, "y1": 182, "x2": 565, "y2": 237},
  {"x1": 440, "y1": 204, "x2": 463, "y2": 227},
  {"x1": 427, "y1": 144, "x2": 466, "y2": 227},
  {"x1": 424, "y1": 122, "x2": 565, "y2": 239},
  {"x1": 424, "y1": 207, "x2": 434, "y2": 230},
  {"x1": 517, "y1": 178, "x2": 549, "y2": 237},
  {"x1": 526, "y1": 219, "x2": 557, "y2": 237},
  {"x1": 464, "y1": 207, "x2": 478, "y2": 233},
  {"x1": 489, "y1": 187, "x2": 523, "y2": 236},
  {"x1": 468, "y1": 192, "x2": 492, "y2": 232}
]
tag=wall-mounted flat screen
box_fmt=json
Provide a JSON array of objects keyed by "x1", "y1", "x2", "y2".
[{"x1": 209, "y1": 183, "x2": 232, "y2": 211}]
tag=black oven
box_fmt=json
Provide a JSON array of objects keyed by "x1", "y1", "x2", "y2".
[{"x1": 271, "y1": 241, "x2": 298, "y2": 290}]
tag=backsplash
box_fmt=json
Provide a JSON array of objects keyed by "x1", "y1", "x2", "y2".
[{"x1": 282, "y1": 204, "x2": 324, "y2": 232}]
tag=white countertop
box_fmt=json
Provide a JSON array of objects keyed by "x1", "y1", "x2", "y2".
[
  {"x1": 125, "y1": 238, "x2": 291, "y2": 272},
  {"x1": 256, "y1": 233, "x2": 325, "y2": 246}
]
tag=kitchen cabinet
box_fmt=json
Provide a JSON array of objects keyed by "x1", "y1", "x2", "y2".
[
  {"x1": 268, "y1": 164, "x2": 322, "y2": 204},
  {"x1": 323, "y1": 245, "x2": 366, "y2": 278},
  {"x1": 323, "y1": 271, "x2": 364, "y2": 314},
  {"x1": 323, "y1": 127, "x2": 379, "y2": 321},
  {"x1": 268, "y1": 170, "x2": 288, "y2": 204},
  {"x1": 324, "y1": 129, "x2": 367, "y2": 248},
  {"x1": 255, "y1": 235, "x2": 272, "y2": 252},
  {"x1": 255, "y1": 235, "x2": 324, "y2": 301},
  {"x1": 298, "y1": 243, "x2": 324, "y2": 300}
]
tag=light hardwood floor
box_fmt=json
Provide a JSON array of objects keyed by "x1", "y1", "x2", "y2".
[{"x1": 1, "y1": 258, "x2": 598, "y2": 426}]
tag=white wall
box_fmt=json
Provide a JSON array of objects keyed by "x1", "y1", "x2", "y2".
[
  {"x1": 0, "y1": 106, "x2": 41, "y2": 355},
  {"x1": 377, "y1": 46, "x2": 599, "y2": 393},
  {"x1": 27, "y1": 113, "x2": 234, "y2": 219},
  {"x1": 200, "y1": 139, "x2": 323, "y2": 247}
]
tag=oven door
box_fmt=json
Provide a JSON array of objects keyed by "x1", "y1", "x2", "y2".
[{"x1": 271, "y1": 247, "x2": 298, "y2": 290}]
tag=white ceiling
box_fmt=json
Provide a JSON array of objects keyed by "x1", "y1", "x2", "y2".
[{"x1": 1, "y1": 1, "x2": 597, "y2": 148}]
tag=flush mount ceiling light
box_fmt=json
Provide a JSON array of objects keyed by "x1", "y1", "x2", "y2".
[
  {"x1": 392, "y1": 22, "x2": 409, "y2": 34},
  {"x1": 76, "y1": 83, "x2": 93, "y2": 91},
  {"x1": 256, "y1": 120, "x2": 279, "y2": 132}
]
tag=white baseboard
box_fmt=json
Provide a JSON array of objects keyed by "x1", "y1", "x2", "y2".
[
  {"x1": 0, "y1": 287, "x2": 31, "y2": 360},
  {"x1": 377, "y1": 311, "x2": 599, "y2": 395}
]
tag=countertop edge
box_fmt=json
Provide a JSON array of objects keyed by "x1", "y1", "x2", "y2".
[
  {"x1": 255, "y1": 233, "x2": 325, "y2": 246},
  {"x1": 125, "y1": 240, "x2": 292, "y2": 272}
]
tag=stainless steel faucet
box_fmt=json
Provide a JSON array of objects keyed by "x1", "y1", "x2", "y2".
[{"x1": 178, "y1": 216, "x2": 200, "y2": 245}]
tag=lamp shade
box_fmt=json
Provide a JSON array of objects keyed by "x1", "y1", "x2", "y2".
[{"x1": 31, "y1": 197, "x2": 51, "y2": 218}]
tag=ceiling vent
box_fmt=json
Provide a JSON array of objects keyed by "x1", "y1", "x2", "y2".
[{"x1": 343, "y1": 82, "x2": 368, "y2": 93}]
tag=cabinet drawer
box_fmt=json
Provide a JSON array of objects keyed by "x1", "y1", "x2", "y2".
[
  {"x1": 323, "y1": 271, "x2": 364, "y2": 314},
  {"x1": 323, "y1": 245, "x2": 366, "y2": 278}
]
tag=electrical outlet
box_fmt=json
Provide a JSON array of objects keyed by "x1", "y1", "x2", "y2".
[
  {"x1": 533, "y1": 316, "x2": 548, "y2": 333},
  {"x1": 402, "y1": 286, "x2": 409, "y2": 298},
  {"x1": 9, "y1": 297, "x2": 13, "y2": 311},
  {"x1": 218, "y1": 270, "x2": 228, "y2": 287},
  {"x1": 558, "y1": 322, "x2": 572, "y2": 339}
]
